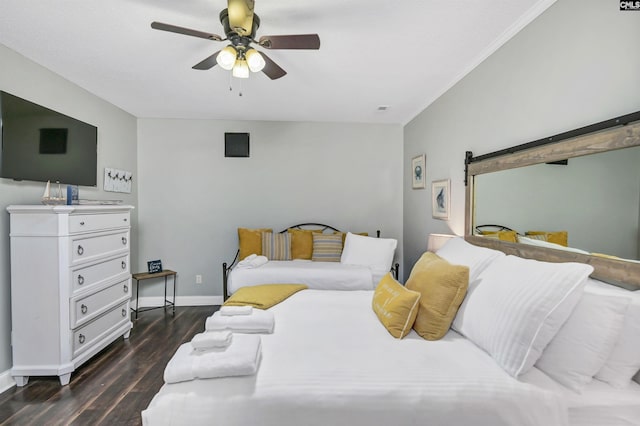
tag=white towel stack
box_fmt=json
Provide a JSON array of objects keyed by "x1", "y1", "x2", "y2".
[
  {"x1": 191, "y1": 331, "x2": 233, "y2": 351},
  {"x1": 205, "y1": 309, "x2": 274, "y2": 334},
  {"x1": 236, "y1": 254, "x2": 269, "y2": 269},
  {"x1": 220, "y1": 305, "x2": 253, "y2": 316},
  {"x1": 164, "y1": 334, "x2": 262, "y2": 384}
]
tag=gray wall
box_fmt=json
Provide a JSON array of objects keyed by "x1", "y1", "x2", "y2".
[
  {"x1": 137, "y1": 119, "x2": 403, "y2": 300},
  {"x1": 0, "y1": 44, "x2": 138, "y2": 375},
  {"x1": 403, "y1": 0, "x2": 640, "y2": 279}
]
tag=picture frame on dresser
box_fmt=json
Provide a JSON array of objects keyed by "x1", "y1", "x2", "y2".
[{"x1": 6, "y1": 204, "x2": 134, "y2": 386}]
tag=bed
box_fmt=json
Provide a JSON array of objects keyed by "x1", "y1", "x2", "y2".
[
  {"x1": 142, "y1": 290, "x2": 568, "y2": 426},
  {"x1": 143, "y1": 237, "x2": 640, "y2": 426},
  {"x1": 222, "y1": 223, "x2": 399, "y2": 299}
]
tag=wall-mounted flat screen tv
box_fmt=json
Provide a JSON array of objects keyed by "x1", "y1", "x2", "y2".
[{"x1": 0, "y1": 91, "x2": 98, "y2": 186}]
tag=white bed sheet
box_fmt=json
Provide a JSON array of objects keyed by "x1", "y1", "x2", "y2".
[
  {"x1": 142, "y1": 290, "x2": 568, "y2": 426},
  {"x1": 228, "y1": 261, "x2": 381, "y2": 294},
  {"x1": 521, "y1": 367, "x2": 640, "y2": 426}
]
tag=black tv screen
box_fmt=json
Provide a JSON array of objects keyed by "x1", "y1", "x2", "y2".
[{"x1": 0, "y1": 91, "x2": 98, "y2": 186}]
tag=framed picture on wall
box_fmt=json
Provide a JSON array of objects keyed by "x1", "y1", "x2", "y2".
[
  {"x1": 432, "y1": 179, "x2": 450, "y2": 220},
  {"x1": 411, "y1": 154, "x2": 426, "y2": 189}
]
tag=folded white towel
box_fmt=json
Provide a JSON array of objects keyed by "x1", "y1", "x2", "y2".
[
  {"x1": 220, "y1": 305, "x2": 253, "y2": 316},
  {"x1": 205, "y1": 309, "x2": 274, "y2": 334},
  {"x1": 191, "y1": 331, "x2": 233, "y2": 351},
  {"x1": 236, "y1": 255, "x2": 268, "y2": 269},
  {"x1": 164, "y1": 334, "x2": 262, "y2": 384}
]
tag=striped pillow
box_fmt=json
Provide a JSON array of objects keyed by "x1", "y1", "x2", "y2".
[
  {"x1": 311, "y1": 234, "x2": 343, "y2": 262},
  {"x1": 261, "y1": 232, "x2": 291, "y2": 261}
]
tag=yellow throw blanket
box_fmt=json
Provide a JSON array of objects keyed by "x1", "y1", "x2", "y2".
[{"x1": 224, "y1": 284, "x2": 308, "y2": 309}]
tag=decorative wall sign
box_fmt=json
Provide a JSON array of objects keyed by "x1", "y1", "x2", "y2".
[
  {"x1": 104, "y1": 167, "x2": 132, "y2": 193},
  {"x1": 411, "y1": 154, "x2": 426, "y2": 189},
  {"x1": 147, "y1": 259, "x2": 163, "y2": 274}
]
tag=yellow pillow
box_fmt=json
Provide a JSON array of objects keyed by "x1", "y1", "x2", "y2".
[
  {"x1": 238, "y1": 228, "x2": 272, "y2": 260},
  {"x1": 288, "y1": 229, "x2": 323, "y2": 260},
  {"x1": 333, "y1": 231, "x2": 369, "y2": 245},
  {"x1": 525, "y1": 231, "x2": 568, "y2": 247},
  {"x1": 372, "y1": 273, "x2": 421, "y2": 339},
  {"x1": 405, "y1": 252, "x2": 469, "y2": 341},
  {"x1": 480, "y1": 230, "x2": 518, "y2": 243},
  {"x1": 224, "y1": 284, "x2": 308, "y2": 309}
]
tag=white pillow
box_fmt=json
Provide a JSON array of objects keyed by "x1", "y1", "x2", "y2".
[
  {"x1": 436, "y1": 237, "x2": 505, "y2": 282},
  {"x1": 340, "y1": 232, "x2": 397, "y2": 275},
  {"x1": 535, "y1": 292, "x2": 629, "y2": 393},
  {"x1": 516, "y1": 236, "x2": 591, "y2": 254},
  {"x1": 452, "y1": 255, "x2": 593, "y2": 377},
  {"x1": 586, "y1": 278, "x2": 640, "y2": 388}
]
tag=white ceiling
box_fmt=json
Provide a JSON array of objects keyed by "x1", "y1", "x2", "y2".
[{"x1": 0, "y1": 0, "x2": 554, "y2": 124}]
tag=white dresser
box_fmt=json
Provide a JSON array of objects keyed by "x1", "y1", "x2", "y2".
[{"x1": 7, "y1": 205, "x2": 134, "y2": 386}]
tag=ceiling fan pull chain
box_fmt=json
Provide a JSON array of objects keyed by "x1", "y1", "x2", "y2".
[{"x1": 238, "y1": 78, "x2": 243, "y2": 97}]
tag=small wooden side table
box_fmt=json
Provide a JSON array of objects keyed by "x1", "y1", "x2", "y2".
[{"x1": 131, "y1": 270, "x2": 177, "y2": 320}]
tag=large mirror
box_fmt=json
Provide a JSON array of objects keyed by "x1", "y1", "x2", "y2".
[{"x1": 465, "y1": 114, "x2": 640, "y2": 289}]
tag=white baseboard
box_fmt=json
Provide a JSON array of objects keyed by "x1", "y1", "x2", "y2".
[
  {"x1": 0, "y1": 369, "x2": 16, "y2": 394},
  {"x1": 133, "y1": 296, "x2": 222, "y2": 309}
]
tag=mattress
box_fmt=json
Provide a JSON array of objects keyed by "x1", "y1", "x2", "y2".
[
  {"x1": 142, "y1": 290, "x2": 568, "y2": 426},
  {"x1": 521, "y1": 367, "x2": 640, "y2": 426},
  {"x1": 227, "y1": 260, "x2": 382, "y2": 294}
]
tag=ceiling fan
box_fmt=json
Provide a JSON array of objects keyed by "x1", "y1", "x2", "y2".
[{"x1": 151, "y1": 0, "x2": 320, "y2": 80}]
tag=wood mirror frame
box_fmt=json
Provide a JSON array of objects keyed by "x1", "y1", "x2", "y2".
[{"x1": 464, "y1": 112, "x2": 640, "y2": 289}]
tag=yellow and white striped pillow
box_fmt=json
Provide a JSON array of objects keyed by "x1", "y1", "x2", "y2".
[
  {"x1": 311, "y1": 233, "x2": 343, "y2": 262},
  {"x1": 261, "y1": 232, "x2": 291, "y2": 261}
]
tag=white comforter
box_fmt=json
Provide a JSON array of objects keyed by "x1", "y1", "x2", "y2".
[
  {"x1": 142, "y1": 290, "x2": 568, "y2": 426},
  {"x1": 228, "y1": 261, "x2": 381, "y2": 294}
]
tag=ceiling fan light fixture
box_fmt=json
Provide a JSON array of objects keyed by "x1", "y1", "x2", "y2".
[
  {"x1": 232, "y1": 59, "x2": 250, "y2": 79},
  {"x1": 245, "y1": 48, "x2": 265, "y2": 72},
  {"x1": 216, "y1": 45, "x2": 237, "y2": 70}
]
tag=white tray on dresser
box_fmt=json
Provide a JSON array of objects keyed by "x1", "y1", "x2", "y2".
[{"x1": 7, "y1": 204, "x2": 134, "y2": 386}]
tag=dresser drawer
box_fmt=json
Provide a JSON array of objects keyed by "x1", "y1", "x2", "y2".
[
  {"x1": 70, "y1": 278, "x2": 131, "y2": 329},
  {"x1": 69, "y1": 212, "x2": 130, "y2": 234},
  {"x1": 71, "y1": 254, "x2": 129, "y2": 294},
  {"x1": 71, "y1": 231, "x2": 129, "y2": 265},
  {"x1": 72, "y1": 301, "x2": 130, "y2": 358}
]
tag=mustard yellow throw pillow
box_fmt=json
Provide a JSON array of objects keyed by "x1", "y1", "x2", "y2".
[
  {"x1": 480, "y1": 230, "x2": 518, "y2": 243},
  {"x1": 372, "y1": 273, "x2": 421, "y2": 339},
  {"x1": 405, "y1": 252, "x2": 469, "y2": 341},
  {"x1": 224, "y1": 284, "x2": 308, "y2": 309},
  {"x1": 525, "y1": 231, "x2": 568, "y2": 247},
  {"x1": 238, "y1": 228, "x2": 272, "y2": 260},
  {"x1": 288, "y1": 229, "x2": 323, "y2": 260}
]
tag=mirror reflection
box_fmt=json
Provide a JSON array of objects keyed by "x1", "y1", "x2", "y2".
[{"x1": 474, "y1": 146, "x2": 640, "y2": 261}]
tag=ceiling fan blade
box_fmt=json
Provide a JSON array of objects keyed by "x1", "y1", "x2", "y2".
[
  {"x1": 192, "y1": 52, "x2": 220, "y2": 70},
  {"x1": 227, "y1": 0, "x2": 254, "y2": 36},
  {"x1": 260, "y1": 52, "x2": 287, "y2": 80},
  {"x1": 151, "y1": 22, "x2": 222, "y2": 41},
  {"x1": 258, "y1": 34, "x2": 320, "y2": 50}
]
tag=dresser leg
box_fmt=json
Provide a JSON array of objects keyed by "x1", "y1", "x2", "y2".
[
  {"x1": 14, "y1": 376, "x2": 29, "y2": 387},
  {"x1": 124, "y1": 330, "x2": 131, "y2": 339},
  {"x1": 59, "y1": 373, "x2": 71, "y2": 386}
]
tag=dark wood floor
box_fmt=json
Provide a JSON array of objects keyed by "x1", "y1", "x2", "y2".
[{"x1": 0, "y1": 305, "x2": 218, "y2": 426}]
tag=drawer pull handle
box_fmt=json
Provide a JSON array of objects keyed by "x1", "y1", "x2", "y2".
[
  {"x1": 122, "y1": 308, "x2": 127, "y2": 317},
  {"x1": 77, "y1": 245, "x2": 84, "y2": 256},
  {"x1": 122, "y1": 237, "x2": 127, "y2": 245},
  {"x1": 80, "y1": 221, "x2": 85, "y2": 226},
  {"x1": 81, "y1": 304, "x2": 88, "y2": 314},
  {"x1": 78, "y1": 275, "x2": 85, "y2": 285},
  {"x1": 124, "y1": 284, "x2": 128, "y2": 293},
  {"x1": 124, "y1": 218, "x2": 128, "y2": 222},
  {"x1": 79, "y1": 334, "x2": 86, "y2": 344},
  {"x1": 121, "y1": 261, "x2": 127, "y2": 269}
]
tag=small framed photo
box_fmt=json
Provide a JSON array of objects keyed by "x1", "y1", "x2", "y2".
[
  {"x1": 411, "y1": 154, "x2": 426, "y2": 189},
  {"x1": 147, "y1": 259, "x2": 163, "y2": 274},
  {"x1": 432, "y1": 179, "x2": 450, "y2": 220}
]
